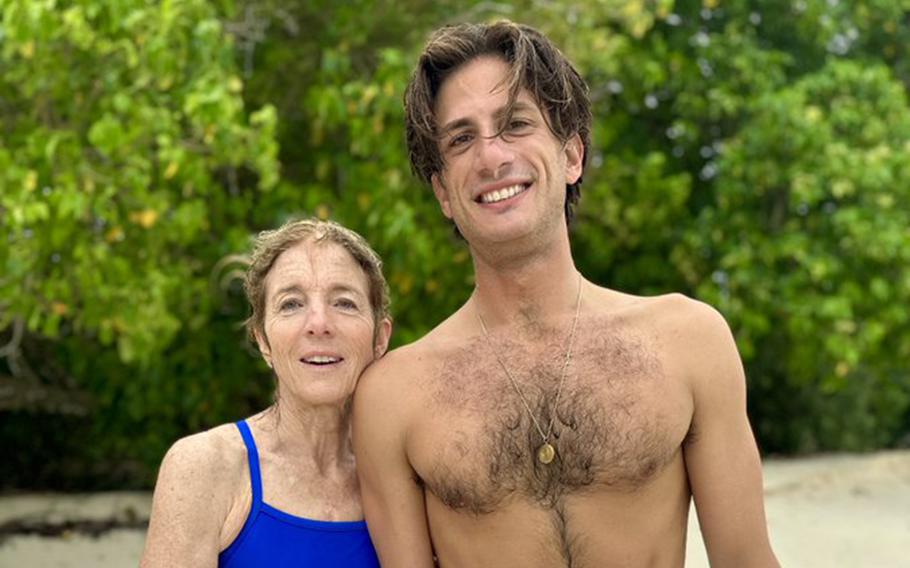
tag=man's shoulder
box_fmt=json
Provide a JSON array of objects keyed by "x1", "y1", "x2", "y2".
[
  {"x1": 357, "y1": 339, "x2": 429, "y2": 405},
  {"x1": 646, "y1": 292, "x2": 731, "y2": 335},
  {"x1": 357, "y1": 312, "x2": 470, "y2": 403},
  {"x1": 369, "y1": 308, "x2": 470, "y2": 373},
  {"x1": 611, "y1": 291, "x2": 737, "y2": 360},
  {"x1": 594, "y1": 288, "x2": 726, "y2": 329},
  {"x1": 366, "y1": 336, "x2": 436, "y2": 378}
]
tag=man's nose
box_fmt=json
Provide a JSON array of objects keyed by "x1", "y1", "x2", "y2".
[{"x1": 475, "y1": 132, "x2": 515, "y2": 178}]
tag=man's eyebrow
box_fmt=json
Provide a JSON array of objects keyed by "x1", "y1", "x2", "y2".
[
  {"x1": 493, "y1": 101, "x2": 536, "y2": 121},
  {"x1": 440, "y1": 102, "x2": 537, "y2": 136},
  {"x1": 439, "y1": 117, "x2": 473, "y2": 136},
  {"x1": 440, "y1": 101, "x2": 536, "y2": 138}
]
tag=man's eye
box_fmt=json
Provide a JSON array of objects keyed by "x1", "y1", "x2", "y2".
[
  {"x1": 448, "y1": 132, "x2": 473, "y2": 148},
  {"x1": 505, "y1": 119, "x2": 533, "y2": 134}
]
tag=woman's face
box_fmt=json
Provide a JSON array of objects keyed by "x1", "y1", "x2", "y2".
[{"x1": 256, "y1": 239, "x2": 390, "y2": 407}]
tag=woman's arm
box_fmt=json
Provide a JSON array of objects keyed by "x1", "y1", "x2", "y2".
[{"x1": 141, "y1": 429, "x2": 241, "y2": 568}]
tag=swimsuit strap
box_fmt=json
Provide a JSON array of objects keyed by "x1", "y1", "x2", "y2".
[{"x1": 235, "y1": 420, "x2": 263, "y2": 506}]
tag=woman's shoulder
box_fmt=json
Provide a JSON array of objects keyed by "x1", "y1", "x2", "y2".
[
  {"x1": 165, "y1": 422, "x2": 247, "y2": 477},
  {"x1": 154, "y1": 422, "x2": 249, "y2": 504},
  {"x1": 142, "y1": 422, "x2": 252, "y2": 566}
]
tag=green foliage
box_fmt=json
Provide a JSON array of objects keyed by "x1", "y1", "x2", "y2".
[
  {"x1": 1, "y1": 0, "x2": 909, "y2": 488},
  {"x1": 1, "y1": 0, "x2": 278, "y2": 362},
  {"x1": 696, "y1": 60, "x2": 910, "y2": 451},
  {"x1": 0, "y1": 0, "x2": 278, "y2": 487}
]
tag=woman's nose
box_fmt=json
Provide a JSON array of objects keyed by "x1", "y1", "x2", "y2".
[{"x1": 304, "y1": 304, "x2": 333, "y2": 336}]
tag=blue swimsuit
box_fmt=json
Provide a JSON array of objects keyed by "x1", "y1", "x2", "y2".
[{"x1": 218, "y1": 420, "x2": 381, "y2": 567}]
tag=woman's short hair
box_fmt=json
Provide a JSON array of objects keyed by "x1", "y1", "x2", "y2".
[{"x1": 243, "y1": 218, "x2": 390, "y2": 344}]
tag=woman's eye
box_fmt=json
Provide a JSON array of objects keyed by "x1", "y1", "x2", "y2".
[
  {"x1": 279, "y1": 299, "x2": 302, "y2": 311},
  {"x1": 335, "y1": 298, "x2": 358, "y2": 310}
]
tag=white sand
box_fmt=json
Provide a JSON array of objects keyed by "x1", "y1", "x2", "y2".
[
  {"x1": 0, "y1": 492, "x2": 150, "y2": 568},
  {"x1": 1, "y1": 450, "x2": 908, "y2": 567},
  {"x1": 687, "y1": 450, "x2": 910, "y2": 567}
]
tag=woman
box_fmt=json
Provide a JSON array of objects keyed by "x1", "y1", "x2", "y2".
[{"x1": 141, "y1": 219, "x2": 391, "y2": 567}]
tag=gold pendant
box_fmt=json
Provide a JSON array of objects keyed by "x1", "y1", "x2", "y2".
[{"x1": 537, "y1": 442, "x2": 556, "y2": 464}]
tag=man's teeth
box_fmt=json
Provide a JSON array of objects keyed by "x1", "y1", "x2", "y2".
[
  {"x1": 304, "y1": 356, "x2": 341, "y2": 364},
  {"x1": 480, "y1": 184, "x2": 526, "y2": 204}
]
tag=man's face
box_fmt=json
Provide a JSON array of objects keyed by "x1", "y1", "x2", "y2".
[{"x1": 431, "y1": 56, "x2": 583, "y2": 247}]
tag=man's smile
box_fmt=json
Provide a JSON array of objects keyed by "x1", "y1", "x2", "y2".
[{"x1": 477, "y1": 183, "x2": 531, "y2": 204}]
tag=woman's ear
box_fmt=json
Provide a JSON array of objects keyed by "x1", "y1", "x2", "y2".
[
  {"x1": 374, "y1": 318, "x2": 393, "y2": 358},
  {"x1": 254, "y1": 329, "x2": 273, "y2": 369}
]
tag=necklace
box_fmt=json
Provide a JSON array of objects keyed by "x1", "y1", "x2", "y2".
[{"x1": 476, "y1": 272, "x2": 583, "y2": 465}]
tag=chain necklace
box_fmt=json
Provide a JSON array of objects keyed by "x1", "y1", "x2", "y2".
[{"x1": 476, "y1": 272, "x2": 583, "y2": 465}]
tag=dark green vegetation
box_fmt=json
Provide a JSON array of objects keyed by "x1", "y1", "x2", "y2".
[{"x1": 2, "y1": 0, "x2": 908, "y2": 489}]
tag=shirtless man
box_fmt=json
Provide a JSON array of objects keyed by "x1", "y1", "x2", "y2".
[{"x1": 353, "y1": 21, "x2": 779, "y2": 567}]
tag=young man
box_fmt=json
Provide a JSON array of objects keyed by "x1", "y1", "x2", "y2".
[{"x1": 353, "y1": 21, "x2": 779, "y2": 568}]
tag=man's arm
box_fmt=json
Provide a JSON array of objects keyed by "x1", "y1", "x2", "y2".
[
  {"x1": 680, "y1": 299, "x2": 779, "y2": 567},
  {"x1": 140, "y1": 432, "x2": 235, "y2": 568},
  {"x1": 353, "y1": 352, "x2": 435, "y2": 568}
]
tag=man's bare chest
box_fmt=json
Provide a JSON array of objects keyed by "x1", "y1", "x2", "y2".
[{"x1": 409, "y1": 326, "x2": 692, "y2": 514}]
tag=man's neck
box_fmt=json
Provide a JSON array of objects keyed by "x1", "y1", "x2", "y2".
[{"x1": 469, "y1": 228, "x2": 580, "y2": 328}]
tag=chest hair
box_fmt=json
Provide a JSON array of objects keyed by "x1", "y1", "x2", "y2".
[{"x1": 422, "y1": 320, "x2": 677, "y2": 514}]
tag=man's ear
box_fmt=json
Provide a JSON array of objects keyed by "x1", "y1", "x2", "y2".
[
  {"x1": 254, "y1": 329, "x2": 273, "y2": 369},
  {"x1": 373, "y1": 317, "x2": 393, "y2": 358},
  {"x1": 564, "y1": 133, "x2": 584, "y2": 185},
  {"x1": 431, "y1": 174, "x2": 454, "y2": 219}
]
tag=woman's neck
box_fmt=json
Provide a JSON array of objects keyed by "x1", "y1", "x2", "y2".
[{"x1": 251, "y1": 398, "x2": 355, "y2": 477}]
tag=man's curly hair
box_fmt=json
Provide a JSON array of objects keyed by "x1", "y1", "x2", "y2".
[{"x1": 404, "y1": 20, "x2": 592, "y2": 223}]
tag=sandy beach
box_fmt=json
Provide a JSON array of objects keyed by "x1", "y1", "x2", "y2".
[{"x1": 1, "y1": 450, "x2": 908, "y2": 567}]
